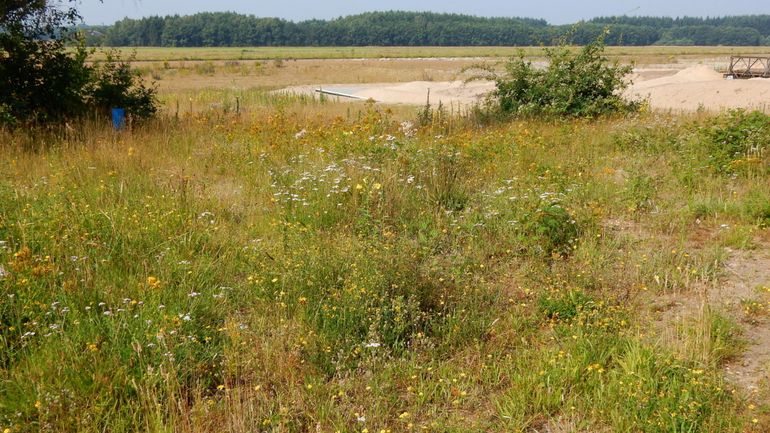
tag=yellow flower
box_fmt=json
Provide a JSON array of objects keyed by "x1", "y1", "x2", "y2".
[
  {"x1": 373, "y1": 183, "x2": 382, "y2": 190},
  {"x1": 34, "y1": 400, "x2": 42, "y2": 409},
  {"x1": 146, "y1": 276, "x2": 160, "y2": 288},
  {"x1": 355, "y1": 184, "x2": 363, "y2": 190}
]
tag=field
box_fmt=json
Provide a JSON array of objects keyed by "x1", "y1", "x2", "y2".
[
  {"x1": 1, "y1": 48, "x2": 770, "y2": 432},
  {"x1": 95, "y1": 46, "x2": 770, "y2": 62}
]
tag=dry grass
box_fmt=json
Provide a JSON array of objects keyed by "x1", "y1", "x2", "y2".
[{"x1": 91, "y1": 46, "x2": 770, "y2": 63}]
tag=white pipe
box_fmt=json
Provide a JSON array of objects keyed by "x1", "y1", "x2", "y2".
[{"x1": 315, "y1": 88, "x2": 370, "y2": 100}]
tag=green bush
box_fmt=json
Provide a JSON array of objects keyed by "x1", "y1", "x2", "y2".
[
  {"x1": 0, "y1": 1, "x2": 158, "y2": 127},
  {"x1": 524, "y1": 203, "x2": 580, "y2": 258},
  {"x1": 702, "y1": 109, "x2": 770, "y2": 174},
  {"x1": 88, "y1": 53, "x2": 158, "y2": 120},
  {"x1": 486, "y1": 35, "x2": 639, "y2": 117}
]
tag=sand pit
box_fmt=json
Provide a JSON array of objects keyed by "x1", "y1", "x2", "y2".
[
  {"x1": 627, "y1": 65, "x2": 770, "y2": 112},
  {"x1": 282, "y1": 65, "x2": 770, "y2": 112},
  {"x1": 284, "y1": 80, "x2": 494, "y2": 107}
]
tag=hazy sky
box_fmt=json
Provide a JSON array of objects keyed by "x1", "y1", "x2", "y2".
[{"x1": 78, "y1": 0, "x2": 770, "y2": 25}]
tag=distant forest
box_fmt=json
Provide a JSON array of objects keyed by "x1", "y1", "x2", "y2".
[{"x1": 88, "y1": 11, "x2": 770, "y2": 47}]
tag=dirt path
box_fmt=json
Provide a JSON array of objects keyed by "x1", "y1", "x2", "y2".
[
  {"x1": 719, "y1": 248, "x2": 770, "y2": 392},
  {"x1": 651, "y1": 244, "x2": 770, "y2": 393}
]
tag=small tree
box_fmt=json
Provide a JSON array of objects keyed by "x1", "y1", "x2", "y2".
[
  {"x1": 89, "y1": 52, "x2": 158, "y2": 121},
  {"x1": 0, "y1": 1, "x2": 157, "y2": 127},
  {"x1": 0, "y1": 1, "x2": 92, "y2": 124},
  {"x1": 476, "y1": 33, "x2": 639, "y2": 118}
]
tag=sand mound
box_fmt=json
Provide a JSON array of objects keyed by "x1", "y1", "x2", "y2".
[
  {"x1": 632, "y1": 65, "x2": 723, "y2": 91},
  {"x1": 628, "y1": 65, "x2": 770, "y2": 112}
]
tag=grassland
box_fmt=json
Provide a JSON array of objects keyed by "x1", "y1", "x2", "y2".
[
  {"x1": 1, "y1": 54, "x2": 770, "y2": 432},
  {"x1": 94, "y1": 46, "x2": 767, "y2": 99},
  {"x1": 93, "y1": 46, "x2": 770, "y2": 62}
]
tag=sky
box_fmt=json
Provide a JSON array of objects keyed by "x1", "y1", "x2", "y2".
[{"x1": 78, "y1": 0, "x2": 770, "y2": 25}]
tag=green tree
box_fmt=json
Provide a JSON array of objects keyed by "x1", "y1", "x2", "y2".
[
  {"x1": 0, "y1": 1, "x2": 91, "y2": 124},
  {"x1": 0, "y1": 0, "x2": 157, "y2": 127}
]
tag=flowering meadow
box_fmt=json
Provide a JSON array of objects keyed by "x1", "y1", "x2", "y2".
[{"x1": 1, "y1": 96, "x2": 769, "y2": 432}]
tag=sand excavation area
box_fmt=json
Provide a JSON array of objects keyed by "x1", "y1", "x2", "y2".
[{"x1": 283, "y1": 65, "x2": 770, "y2": 112}]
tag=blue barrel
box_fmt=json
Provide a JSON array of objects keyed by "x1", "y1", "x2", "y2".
[{"x1": 111, "y1": 108, "x2": 126, "y2": 130}]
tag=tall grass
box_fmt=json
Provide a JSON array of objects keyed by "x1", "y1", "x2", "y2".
[{"x1": 0, "y1": 100, "x2": 768, "y2": 432}]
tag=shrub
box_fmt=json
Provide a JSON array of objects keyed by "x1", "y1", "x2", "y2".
[
  {"x1": 88, "y1": 52, "x2": 158, "y2": 120},
  {"x1": 523, "y1": 203, "x2": 580, "y2": 258},
  {"x1": 0, "y1": 1, "x2": 158, "y2": 127},
  {"x1": 702, "y1": 109, "x2": 769, "y2": 174},
  {"x1": 482, "y1": 34, "x2": 639, "y2": 118}
]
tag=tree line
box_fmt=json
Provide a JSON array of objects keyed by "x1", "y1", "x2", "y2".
[{"x1": 89, "y1": 11, "x2": 770, "y2": 47}]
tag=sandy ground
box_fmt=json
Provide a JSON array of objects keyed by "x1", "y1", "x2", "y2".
[
  {"x1": 629, "y1": 65, "x2": 770, "y2": 112},
  {"x1": 281, "y1": 65, "x2": 770, "y2": 112}
]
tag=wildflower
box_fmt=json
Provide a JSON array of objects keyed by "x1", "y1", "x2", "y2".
[
  {"x1": 373, "y1": 183, "x2": 382, "y2": 190},
  {"x1": 147, "y1": 276, "x2": 160, "y2": 288}
]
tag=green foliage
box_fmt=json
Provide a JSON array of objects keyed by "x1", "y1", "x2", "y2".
[
  {"x1": 526, "y1": 203, "x2": 580, "y2": 257},
  {"x1": 0, "y1": 103, "x2": 16, "y2": 128},
  {"x1": 489, "y1": 36, "x2": 639, "y2": 118},
  {"x1": 0, "y1": 38, "x2": 93, "y2": 125},
  {"x1": 0, "y1": 1, "x2": 158, "y2": 126},
  {"x1": 538, "y1": 289, "x2": 595, "y2": 322},
  {"x1": 98, "y1": 11, "x2": 770, "y2": 47},
  {"x1": 702, "y1": 110, "x2": 770, "y2": 174},
  {"x1": 625, "y1": 172, "x2": 658, "y2": 213},
  {"x1": 743, "y1": 188, "x2": 770, "y2": 228},
  {"x1": 89, "y1": 53, "x2": 158, "y2": 120}
]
